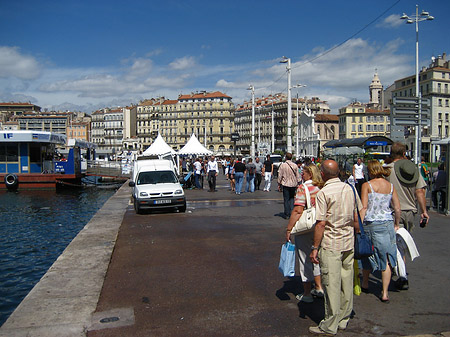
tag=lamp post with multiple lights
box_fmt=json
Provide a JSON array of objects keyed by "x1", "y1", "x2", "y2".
[
  {"x1": 247, "y1": 84, "x2": 255, "y2": 160},
  {"x1": 400, "y1": 5, "x2": 434, "y2": 164},
  {"x1": 280, "y1": 56, "x2": 293, "y2": 153}
]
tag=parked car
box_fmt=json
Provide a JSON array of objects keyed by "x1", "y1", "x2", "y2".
[{"x1": 129, "y1": 159, "x2": 186, "y2": 214}]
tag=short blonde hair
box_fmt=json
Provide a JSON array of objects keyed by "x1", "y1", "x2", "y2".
[
  {"x1": 367, "y1": 159, "x2": 391, "y2": 178},
  {"x1": 304, "y1": 164, "x2": 324, "y2": 188}
]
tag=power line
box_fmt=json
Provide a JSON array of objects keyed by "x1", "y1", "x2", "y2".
[
  {"x1": 291, "y1": 0, "x2": 401, "y2": 71},
  {"x1": 261, "y1": 0, "x2": 401, "y2": 92}
]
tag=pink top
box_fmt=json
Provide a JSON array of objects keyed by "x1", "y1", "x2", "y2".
[{"x1": 294, "y1": 180, "x2": 320, "y2": 208}]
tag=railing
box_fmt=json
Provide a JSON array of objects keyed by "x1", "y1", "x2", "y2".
[{"x1": 85, "y1": 160, "x2": 131, "y2": 178}]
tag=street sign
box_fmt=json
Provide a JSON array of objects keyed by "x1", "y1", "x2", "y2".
[
  {"x1": 231, "y1": 133, "x2": 240, "y2": 141},
  {"x1": 391, "y1": 96, "x2": 430, "y2": 126}
]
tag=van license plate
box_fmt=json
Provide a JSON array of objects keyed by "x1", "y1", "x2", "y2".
[{"x1": 154, "y1": 200, "x2": 171, "y2": 204}]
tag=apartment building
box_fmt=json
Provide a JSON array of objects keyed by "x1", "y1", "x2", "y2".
[
  {"x1": 91, "y1": 109, "x2": 105, "y2": 149},
  {"x1": 0, "y1": 102, "x2": 41, "y2": 124},
  {"x1": 176, "y1": 91, "x2": 234, "y2": 153},
  {"x1": 136, "y1": 91, "x2": 235, "y2": 153},
  {"x1": 16, "y1": 111, "x2": 72, "y2": 135},
  {"x1": 390, "y1": 53, "x2": 450, "y2": 161},
  {"x1": 67, "y1": 121, "x2": 90, "y2": 141},
  {"x1": 338, "y1": 102, "x2": 390, "y2": 139}
]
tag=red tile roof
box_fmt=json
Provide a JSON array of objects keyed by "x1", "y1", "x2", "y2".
[
  {"x1": 178, "y1": 91, "x2": 231, "y2": 100},
  {"x1": 315, "y1": 114, "x2": 339, "y2": 122}
]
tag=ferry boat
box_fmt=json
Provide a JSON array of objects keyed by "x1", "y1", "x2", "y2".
[{"x1": 0, "y1": 130, "x2": 94, "y2": 190}]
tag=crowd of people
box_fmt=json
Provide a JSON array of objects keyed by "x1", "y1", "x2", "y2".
[
  {"x1": 181, "y1": 155, "x2": 276, "y2": 194},
  {"x1": 283, "y1": 142, "x2": 432, "y2": 335},
  {"x1": 180, "y1": 144, "x2": 445, "y2": 334}
]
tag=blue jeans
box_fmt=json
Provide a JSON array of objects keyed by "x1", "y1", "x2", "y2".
[
  {"x1": 234, "y1": 172, "x2": 244, "y2": 194},
  {"x1": 245, "y1": 174, "x2": 255, "y2": 192},
  {"x1": 194, "y1": 173, "x2": 202, "y2": 189}
]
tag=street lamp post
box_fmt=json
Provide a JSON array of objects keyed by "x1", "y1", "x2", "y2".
[
  {"x1": 401, "y1": 5, "x2": 434, "y2": 164},
  {"x1": 280, "y1": 56, "x2": 292, "y2": 153},
  {"x1": 247, "y1": 84, "x2": 256, "y2": 160},
  {"x1": 291, "y1": 85, "x2": 306, "y2": 158}
]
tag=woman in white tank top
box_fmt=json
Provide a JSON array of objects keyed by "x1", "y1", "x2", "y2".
[{"x1": 359, "y1": 160, "x2": 401, "y2": 303}]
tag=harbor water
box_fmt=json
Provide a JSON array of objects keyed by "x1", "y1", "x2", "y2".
[{"x1": 0, "y1": 186, "x2": 118, "y2": 326}]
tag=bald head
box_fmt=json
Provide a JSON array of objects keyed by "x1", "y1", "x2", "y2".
[{"x1": 320, "y1": 160, "x2": 339, "y2": 181}]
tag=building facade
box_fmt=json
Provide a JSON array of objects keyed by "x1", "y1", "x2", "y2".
[
  {"x1": 0, "y1": 102, "x2": 41, "y2": 124},
  {"x1": 339, "y1": 73, "x2": 391, "y2": 140},
  {"x1": 135, "y1": 91, "x2": 235, "y2": 154},
  {"x1": 235, "y1": 94, "x2": 330, "y2": 157},
  {"x1": 16, "y1": 111, "x2": 71, "y2": 135},
  {"x1": 390, "y1": 53, "x2": 450, "y2": 161}
]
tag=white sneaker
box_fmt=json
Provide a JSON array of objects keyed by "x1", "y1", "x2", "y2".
[{"x1": 295, "y1": 293, "x2": 314, "y2": 303}]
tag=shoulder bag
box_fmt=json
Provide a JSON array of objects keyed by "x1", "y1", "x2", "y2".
[
  {"x1": 290, "y1": 184, "x2": 316, "y2": 235},
  {"x1": 349, "y1": 183, "x2": 374, "y2": 259}
]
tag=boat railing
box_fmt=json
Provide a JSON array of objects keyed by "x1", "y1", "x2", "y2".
[{"x1": 85, "y1": 160, "x2": 131, "y2": 178}]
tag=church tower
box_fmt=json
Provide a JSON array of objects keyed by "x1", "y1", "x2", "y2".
[{"x1": 369, "y1": 70, "x2": 383, "y2": 107}]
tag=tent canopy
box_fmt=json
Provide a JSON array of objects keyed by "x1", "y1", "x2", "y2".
[
  {"x1": 178, "y1": 133, "x2": 213, "y2": 156},
  {"x1": 142, "y1": 133, "x2": 176, "y2": 155},
  {"x1": 324, "y1": 136, "x2": 393, "y2": 149}
]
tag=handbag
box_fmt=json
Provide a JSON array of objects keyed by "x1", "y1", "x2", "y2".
[
  {"x1": 349, "y1": 183, "x2": 374, "y2": 259},
  {"x1": 278, "y1": 241, "x2": 296, "y2": 277},
  {"x1": 290, "y1": 184, "x2": 316, "y2": 235}
]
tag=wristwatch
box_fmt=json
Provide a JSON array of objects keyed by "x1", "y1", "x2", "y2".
[{"x1": 311, "y1": 246, "x2": 318, "y2": 250}]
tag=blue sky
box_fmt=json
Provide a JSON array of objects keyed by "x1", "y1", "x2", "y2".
[{"x1": 0, "y1": 0, "x2": 448, "y2": 113}]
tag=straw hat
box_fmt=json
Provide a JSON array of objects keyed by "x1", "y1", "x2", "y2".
[{"x1": 394, "y1": 159, "x2": 419, "y2": 185}]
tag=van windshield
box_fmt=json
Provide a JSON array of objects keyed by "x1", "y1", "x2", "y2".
[
  {"x1": 270, "y1": 156, "x2": 282, "y2": 163},
  {"x1": 137, "y1": 170, "x2": 178, "y2": 185}
]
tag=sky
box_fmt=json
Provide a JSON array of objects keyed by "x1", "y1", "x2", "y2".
[{"x1": 0, "y1": 0, "x2": 449, "y2": 114}]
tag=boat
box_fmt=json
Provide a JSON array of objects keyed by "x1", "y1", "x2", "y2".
[{"x1": 0, "y1": 131, "x2": 96, "y2": 191}]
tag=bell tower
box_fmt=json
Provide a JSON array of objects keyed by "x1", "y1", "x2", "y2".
[{"x1": 369, "y1": 70, "x2": 383, "y2": 107}]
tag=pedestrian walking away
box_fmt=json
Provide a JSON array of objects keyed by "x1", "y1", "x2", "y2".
[
  {"x1": 384, "y1": 142, "x2": 428, "y2": 290},
  {"x1": 277, "y1": 153, "x2": 300, "y2": 219},
  {"x1": 245, "y1": 158, "x2": 256, "y2": 193},
  {"x1": 309, "y1": 159, "x2": 362, "y2": 335},
  {"x1": 232, "y1": 157, "x2": 246, "y2": 195},
  {"x1": 359, "y1": 160, "x2": 401, "y2": 303}
]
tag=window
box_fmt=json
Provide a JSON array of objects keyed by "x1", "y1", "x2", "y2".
[
  {"x1": 366, "y1": 125, "x2": 371, "y2": 131},
  {"x1": 439, "y1": 99, "x2": 443, "y2": 107},
  {"x1": 358, "y1": 125, "x2": 363, "y2": 132},
  {"x1": 352, "y1": 124, "x2": 356, "y2": 132}
]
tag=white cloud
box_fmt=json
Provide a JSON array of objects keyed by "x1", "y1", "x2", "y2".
[
  {"x1": 378, "y1": 14, "x2": 404, "y2": 28},
  {"x1": 0, "y1": 38, "x2": 417, "y2": 114},
  {"x1": 169, "y1": 56, "x2": 197, "y2": 70},
  {"x1": 0, "y1": 46, "x2": 41, "y2": 80}
]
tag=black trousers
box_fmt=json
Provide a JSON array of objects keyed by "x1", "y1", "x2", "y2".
[
  {"x1": 255, "y1": 173, "x2": 262, "y2": 190},
  {"x1": 208, "y1": 171, "x2": 217, "y2": 191}
]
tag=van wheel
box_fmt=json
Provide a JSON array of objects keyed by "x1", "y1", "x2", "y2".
[
  {"x1": 134, "y1": 199, "x2": 141, "y2": 214},
  {"x1": 179, "y1": 202, "x2": 186, "y2": 213}
]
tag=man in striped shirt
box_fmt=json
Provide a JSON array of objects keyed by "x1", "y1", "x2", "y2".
[{"x1": 309, "y1": 160, "x2": 362, "y2": 336}]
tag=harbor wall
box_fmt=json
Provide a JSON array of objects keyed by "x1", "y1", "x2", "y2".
[{"x1": 0, "y1": 183, "x2": 131, "y2": 337}]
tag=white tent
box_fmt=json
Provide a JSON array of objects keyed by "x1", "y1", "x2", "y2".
[
  {"x1": 142, "y1": 133, "x2": 176, "y2": 155},
  {"x1": 178, "y1": 133, "x2": 213, "y2": 156}
]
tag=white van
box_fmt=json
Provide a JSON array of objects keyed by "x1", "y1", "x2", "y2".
[{"x1": 129, "y1": 159, "x2": 186, "y2": 214}]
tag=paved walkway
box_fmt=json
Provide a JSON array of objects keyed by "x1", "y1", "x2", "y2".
[{"x1": 2, "y1": 173, "x2": 450, "y2": 336}]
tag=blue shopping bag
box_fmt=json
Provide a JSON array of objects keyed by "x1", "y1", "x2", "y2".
[{"x1": 278, "y1": 241, "x2": 296, "y2": 277}]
